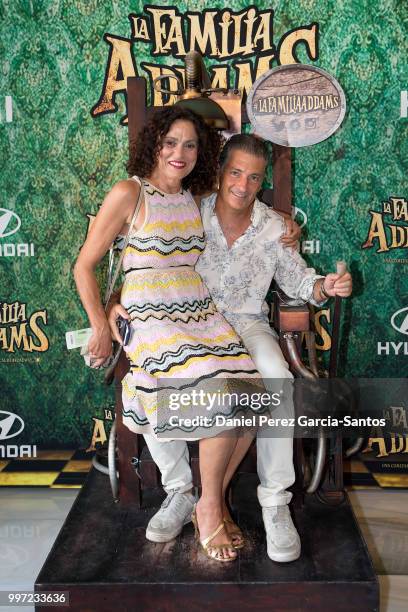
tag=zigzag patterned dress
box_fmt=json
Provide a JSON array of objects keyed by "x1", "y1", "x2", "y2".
[{"x1": 120, "y1": 178, "x2": 263, "y2": 439}]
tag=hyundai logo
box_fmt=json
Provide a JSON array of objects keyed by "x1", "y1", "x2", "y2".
[
  {"x1": 391, "y1": 307, "x2": 408, "y2": 336},
  {"x1": 0, "y1": 208, "x2": 21, "y2": 238},
  {"x1": 293, "y1": 206, "x2": 308, "y2": 229},
  {"x1": 0, "y1": 411, "x2": 24, "y2": 441}
]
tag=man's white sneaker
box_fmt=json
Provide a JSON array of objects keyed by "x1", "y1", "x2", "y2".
[
  {"x1": 146, "y1": 490, "x2": 196, "y2": 543},
  {"x1": 262, "y1": 505, "x2": 301, "y2": 562}
]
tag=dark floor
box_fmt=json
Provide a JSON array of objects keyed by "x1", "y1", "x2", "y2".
[{"x1": 35, "y1": 470, "x2": 378, "y2": 611}]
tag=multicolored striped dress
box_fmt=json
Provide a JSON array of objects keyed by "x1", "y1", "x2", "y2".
[{"x1": 120, "y1": 177, "x2": 263, "y2": 439}]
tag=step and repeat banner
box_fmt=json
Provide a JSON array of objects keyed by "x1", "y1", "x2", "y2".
[{"x1": 0, "y1": 1, "x2": 407, "y2": 481}]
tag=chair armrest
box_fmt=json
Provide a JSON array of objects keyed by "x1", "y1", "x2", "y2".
[{"x1": 272, "y1": 285, "x2": 310, "y2": 332}]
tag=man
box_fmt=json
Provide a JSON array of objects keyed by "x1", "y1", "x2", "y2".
[{"x1": 109, "y1": 134, "x2": 352, "y2": 562}]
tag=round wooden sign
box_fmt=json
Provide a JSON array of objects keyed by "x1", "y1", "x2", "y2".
[{"x1": 246, "y1": 64, "x2": 346, "y2": 147}]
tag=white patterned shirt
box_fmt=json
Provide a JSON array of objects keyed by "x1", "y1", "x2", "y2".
[{"x1": 195, "y1": 192, "x2": 324, "y2": 337}]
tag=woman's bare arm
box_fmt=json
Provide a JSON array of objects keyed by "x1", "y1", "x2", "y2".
[{"x1": 73, "y1": 179, "x2": 143, "y2": 365}]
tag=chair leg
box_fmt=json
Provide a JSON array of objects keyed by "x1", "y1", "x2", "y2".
[
  {"x1": 115, "y1": 379, "x2": 143, "y2": 508},
  {"x1": 314, "y1": 433, "x2": 345, "y2": 504},
  {"x1": 292, "y1": 439, "x2": 305, "y2": 508}
]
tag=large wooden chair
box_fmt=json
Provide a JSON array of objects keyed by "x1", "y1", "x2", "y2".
[{"x1": 109, "y1": 74, "x2": 344, "y2": 508}]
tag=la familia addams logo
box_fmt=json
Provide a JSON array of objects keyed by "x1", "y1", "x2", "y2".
[
  {"x1": 0, "y1": 301, "x2": 49, "y2": 354},
  {"x1": 362, "y1": 197, "x2": 408, "y2": 253},
  {"x1": 91, "y1": 4, "x2": 319, "y2": 124}
]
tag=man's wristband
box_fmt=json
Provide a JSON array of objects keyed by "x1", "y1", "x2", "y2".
[{"x1": 320, "y1": 279, "x2": 330, "y2": 300}]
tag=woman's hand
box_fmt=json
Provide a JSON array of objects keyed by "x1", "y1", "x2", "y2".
[
  {"x1": 280, "y1": 218, "x2": 301, "y2": 248},
  {"x1": 107, "y1": 302, "x2": 130, "y2": 345},
  {"x1": 322, "y1": 272, "x2": 353, "y2": 298},
  {"x1": 87, "y1": 323, "x2": 113, "y2": 368}
]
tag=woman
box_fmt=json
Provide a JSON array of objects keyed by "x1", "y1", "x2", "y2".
[{"x1": 74, "y1": 106, "x2": 264, "y2": 562}]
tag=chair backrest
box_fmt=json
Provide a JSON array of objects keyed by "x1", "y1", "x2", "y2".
[{"x1": 126, "y1": 76, "x2": 293, "y2": 216}]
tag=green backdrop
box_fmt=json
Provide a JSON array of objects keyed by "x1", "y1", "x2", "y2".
[{"x1": 0, "y1": 0, "x2": 407, "y2": 448}]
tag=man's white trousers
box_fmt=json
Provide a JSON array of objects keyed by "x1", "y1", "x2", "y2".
[{"x1": 143, "y1": 319, "x2": 295, "y2": 507}]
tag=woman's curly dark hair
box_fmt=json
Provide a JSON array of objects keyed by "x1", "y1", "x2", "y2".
[{"x1": 127, "y1": 106, "x2": 222, "y2": 194}]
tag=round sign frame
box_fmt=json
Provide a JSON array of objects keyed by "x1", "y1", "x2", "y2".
[{"x1": 246, "y1": 64, "x2": 346, "y2": 147}]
